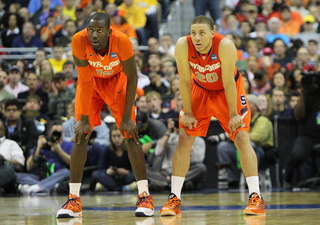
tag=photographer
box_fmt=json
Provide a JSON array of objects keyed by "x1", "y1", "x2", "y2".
[
  {"x1": 4, "y1": 99, "x2": 39, "y2": 159},
  {"x1": 146, "y1": 118, "x2": 207, "y2": 191},
  {"x1": 136, "y1": 111, "x2": 167, "y2": 156},
  {"x1": 16, "y1": 120, "x2": 72, "y2": 195},
  {"x1": 284, "y1": 71, "x2": 320, "y2": 188}
]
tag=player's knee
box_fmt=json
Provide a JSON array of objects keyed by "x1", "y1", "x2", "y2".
[
  {"x1": 179, "y1": 129, "x2": 195, "y2": 143},
  {"x1": 234, "y1": 131, "x2": 249, "y2": 151}
]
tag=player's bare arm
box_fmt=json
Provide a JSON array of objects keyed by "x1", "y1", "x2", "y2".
[
  {"x1": 121, "y1": 55, "x2": 139, "y2": 144},
  {"x1": 175, "y1": 37, "x2": 198, "y2": 130},
  {"x1": 73, "y1": 54, "x2": 93, "y2": 144},
  {"x1": 219, "y1": 38, "x2": 242, "y2": 136}
]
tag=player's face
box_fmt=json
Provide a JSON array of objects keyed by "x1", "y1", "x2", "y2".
[
  {"x1": 190, "y1": 23, "x2": 214, "y2": 54},
  {"x1": 88, "y1": 19, "x2": 111, "y2": 51}
]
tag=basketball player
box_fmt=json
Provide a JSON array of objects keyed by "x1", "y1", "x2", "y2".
[
  {"x1": 160, "y1": 16, "x2": 266, "y2": 216},
  {"x1": 56, "y1": 13, "x2": 154, "y2": 218}
]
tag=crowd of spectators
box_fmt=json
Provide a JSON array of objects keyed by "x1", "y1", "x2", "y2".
[{"x1": 0, "y1": 0, "x2": 319, "y2": 195}]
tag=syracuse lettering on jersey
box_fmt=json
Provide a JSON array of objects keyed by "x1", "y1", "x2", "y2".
[
  {"x1": 88, "y1": 60, "x2": 120, "y2": 69},
  {"x1": 186, "y1": 33, "x2": 237, "y2": 91},
  {"x1": 189, "y1": 61, "x2": 221, "y2": 73},
  {"x1": 72, "y1": 27, "x2": 134, "y2": 79}
]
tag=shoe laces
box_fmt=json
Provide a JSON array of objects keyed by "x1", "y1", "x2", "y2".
[
  {"x1": 248, "y1": 193, "x2": 261, "y2": 206},
  {"x1": 165, "y1": 197, "x2": 180, "y2": 208},
  {"x1": 136, "y1": 193, "x2": 152, "y2": 207},
  {"x1": 62, "y1": 197, "x2": 78, "y2": 209}
]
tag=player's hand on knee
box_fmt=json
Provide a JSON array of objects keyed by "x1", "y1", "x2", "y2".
[
  {"x1": 119, "y1": 118, "x2": 139, "y2": 144},
  {"x1": 180, "y1": 114, "x2": 198, "y2": 130},
  {"x1": 228, "y1": 115, "x2": 243, "y2": 136},
  {"x1": 74, "y1": 120, "x2": 92, "y2": 145}
]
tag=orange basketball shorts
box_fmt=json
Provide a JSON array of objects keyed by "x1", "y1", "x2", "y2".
[
  {"x1": 75, "y1": 71, "x2": 136, "y2": 136},
  {"x1": 180, "y1": 72, "x2": 250, "y2": 140}
]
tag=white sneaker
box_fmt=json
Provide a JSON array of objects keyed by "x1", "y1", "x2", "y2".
[
  {"x1": 18, "y1": 184, "x2": 31, "y2": 195},
  {"x1": 94, "y1": 182, "x2": 104, "y2": 192},
  {"x1": 56, "y1": 218, "x2": 82, "y2": 225},
  {"x1": 135, "y1": 192, "x2": 154, "y2": 217}
]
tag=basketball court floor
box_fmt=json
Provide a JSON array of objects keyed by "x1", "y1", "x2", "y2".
[{"x1": 0, "y1": 189, "x2": 319, "y2": 225}]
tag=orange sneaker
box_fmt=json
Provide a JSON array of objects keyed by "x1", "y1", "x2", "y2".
[
  {"x1": 135, "y1": 191, "x2": 154, "y2": 217},
  {"x1": 243, "y1": 192, "x2": 266, "y2": 215},
  {"x1": 56, "y1": 194, "x2": 82, "y2": 218},
  {"x1": 160, "y1": 193, "x2": 181, "y2": 216}
]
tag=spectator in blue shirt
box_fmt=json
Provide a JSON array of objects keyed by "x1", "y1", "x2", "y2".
[{"x1": 12, "y1": 22, "x2": 43, "y2": 53}]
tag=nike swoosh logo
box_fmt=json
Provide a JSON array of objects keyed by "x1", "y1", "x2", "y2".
[
  {"x1": 192, "y1": 56, "x2": 198, "y2": 59},
  {"x1": 118, "y1": 89, "x2": 123, "y2": 94},
  {"x1": 90, "y1": 54, "x2": 95, "y2": 56}
]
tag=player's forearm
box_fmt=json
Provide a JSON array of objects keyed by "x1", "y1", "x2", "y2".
[
  {"x1": 78, "y1": 81, "x2": 93, "y2": 115},
  {"x1": 77, "y1": 64, "x2": 94, "y2": 115},
  {"x1": 180, "y1": 79, "x2": 193, "y2": 114},
  {"x1": 224, "y1": 82, "x2": 238, "y2": 117},
  {"x1": 124, "y1": 73, "x2": 137, "y2": 120},
  {"x1": 80, "y1": 114, "x2": 89, "y2": 123}
]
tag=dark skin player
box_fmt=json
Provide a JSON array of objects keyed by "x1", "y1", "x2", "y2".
[{"x1": 70, "y1": 18, "x2": 147, "y2": 184}]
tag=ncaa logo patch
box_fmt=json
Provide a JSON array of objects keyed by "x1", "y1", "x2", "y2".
[
  {"x1": 110, "y1": 52, "x2": 117, "y2": 58},
  {"x1": 211, "y1": 54, "x2": 217, "y2": 60}
]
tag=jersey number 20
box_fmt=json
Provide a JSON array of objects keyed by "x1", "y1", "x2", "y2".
[{"x1": 195, "y1": 72, "x2": 218, "y2": 83}]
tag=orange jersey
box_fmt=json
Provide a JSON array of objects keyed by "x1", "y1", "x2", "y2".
[
  {"x1": 187, "y1": 33, "x2": 238, "y2": 91},
  {"x1": 72, "y1": 28, "x2": 136, "y2": 132},
  {"x1": 72, "y1": 28, "x2": 134, "y2": 79}
]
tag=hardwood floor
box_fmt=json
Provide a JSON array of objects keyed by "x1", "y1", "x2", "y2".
[{"x1": 0, "y1": 191, "x2": 319, "y2": 224}]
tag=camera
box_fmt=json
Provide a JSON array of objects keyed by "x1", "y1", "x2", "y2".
[
  {"x1": 42, "y1": 131, "x2": 62, "y2": 150},
  {"x1": 32, "y1": 155, "x2": 49, "y2": 180},
  {"x1": 301, "y1": 70, "x2": 320, "y2": 94}
]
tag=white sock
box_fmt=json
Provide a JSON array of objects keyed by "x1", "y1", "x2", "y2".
[
  {"x1": 246, "y1": 176, "x2": 260, "y2": 197},
  {"x1": 69, "y1": 183, "x2": 81, "y2": 197},
  {"x1": 171, "y1": 176, "x2": 185, "y2": 200},
  {"x1": 137, "y1": 180, "x2": 149, "y2": 195}
]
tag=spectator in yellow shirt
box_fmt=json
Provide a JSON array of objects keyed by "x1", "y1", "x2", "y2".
[
  {"x1": 62, "y1": 0, "x2": 76, "y2": 21},
  {"x1": 48, "y1": 45, "x2": 67, "y2": 73},
  {"x1": 134, "y1": 0, "x2": 159, "y2": 39},
  {"x1": 118, "y1": 0, "x2": 148, "y2": 45}
]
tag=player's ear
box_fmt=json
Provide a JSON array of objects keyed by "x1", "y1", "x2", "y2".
[
  {"x1": 107, "y1": 28, "x2": 112, "y2": 36},
  {"x1": 211, "y1": 30, "x2": 215, "y2": 38}
]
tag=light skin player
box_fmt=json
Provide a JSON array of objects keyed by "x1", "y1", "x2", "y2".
[
  {"x1": 160, "y1": 16, "x2": 265, "y2": 216},
  {"x1": 56, "y1": 13, "x2": 154, "y2": 218}
]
